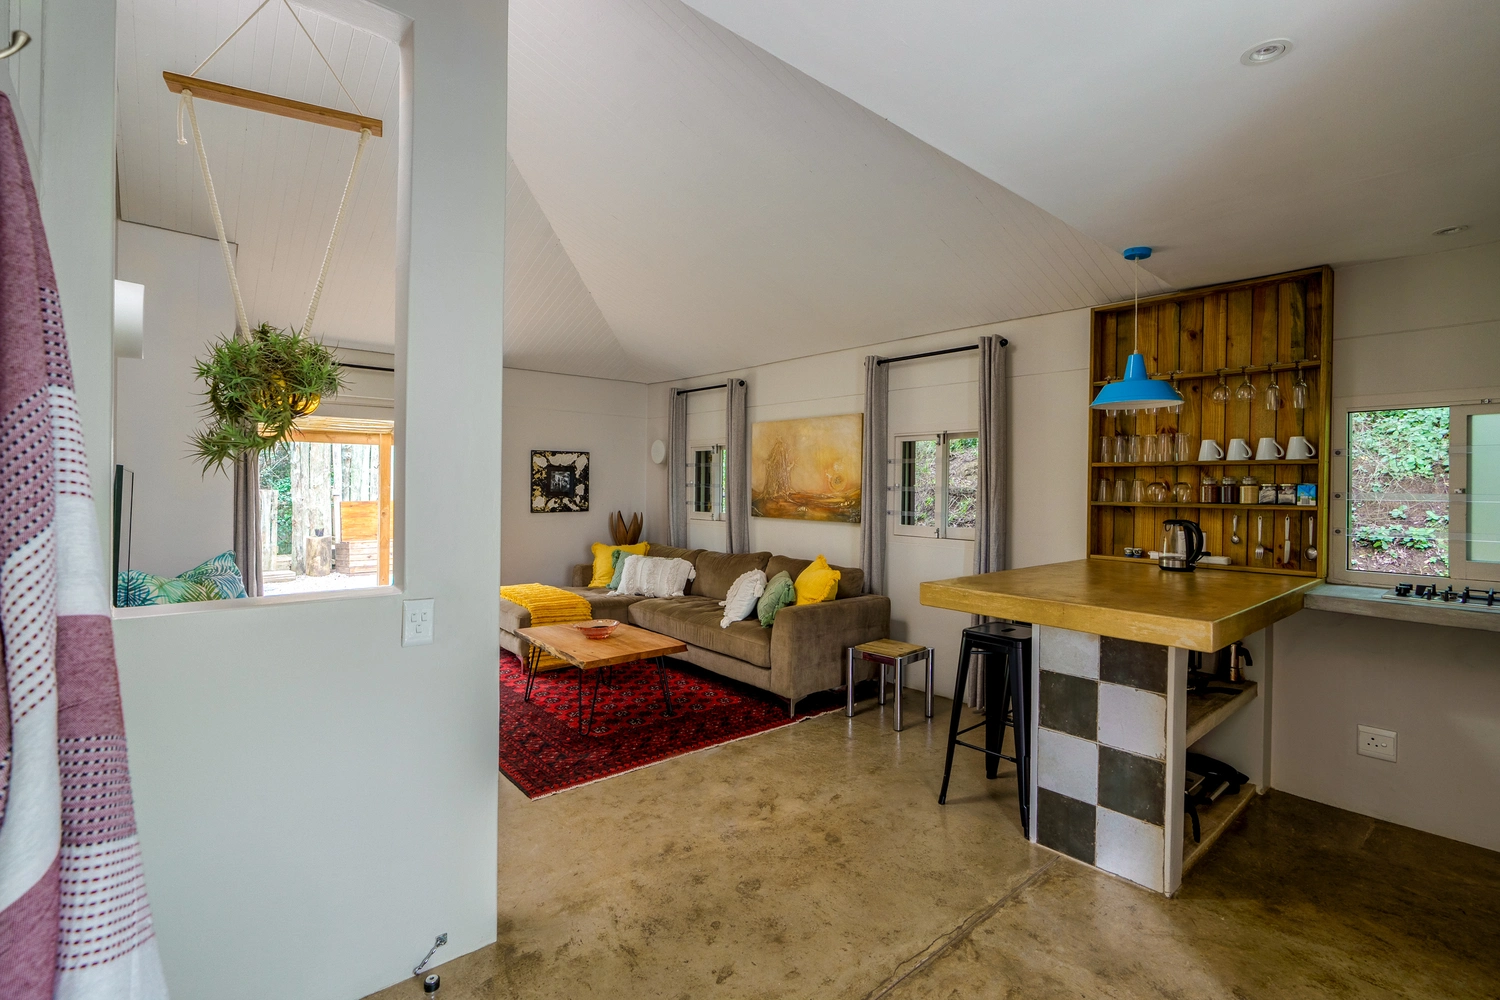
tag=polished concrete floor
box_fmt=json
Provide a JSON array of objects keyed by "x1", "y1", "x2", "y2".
[{"x1": 367, "y1": 692, "x2": 1500, "y2": 1000}]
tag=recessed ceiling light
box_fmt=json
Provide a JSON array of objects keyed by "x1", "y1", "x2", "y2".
[
  {"x1": 1433, "y1": 225, "x2": 1469, "y2": 236},
  {"x1": 1240, "y1": 39, "x2": 1292, "y2": 66}
]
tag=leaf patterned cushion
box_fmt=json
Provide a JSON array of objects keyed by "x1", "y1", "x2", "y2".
[{"x1": 116, "y1": 550, "x2": 248, "y2": 607}]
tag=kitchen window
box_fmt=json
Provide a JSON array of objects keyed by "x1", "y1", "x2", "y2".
[
  {"x1": 1334, "y1": 401, "x2": 1500, "y2": 587},
  {"x1": 690, "y1": 444, "x2": 726, "y2": 521},
  {"x1": 895, "y1": 433, "x2": 977, "y2": 540}
]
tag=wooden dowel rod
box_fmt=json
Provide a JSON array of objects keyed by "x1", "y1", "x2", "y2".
[{"x1": 163, "y1": 71, "x2": 383, "y2": 137}]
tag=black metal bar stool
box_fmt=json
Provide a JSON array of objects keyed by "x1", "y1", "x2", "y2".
[{"x1": 937, "y1": 621, "x2": 1032, "y2": 831}]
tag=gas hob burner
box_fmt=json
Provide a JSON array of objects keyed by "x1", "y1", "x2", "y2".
[{"x1": 1381, "y1": 581, "x2": 1500, "y2": 613}]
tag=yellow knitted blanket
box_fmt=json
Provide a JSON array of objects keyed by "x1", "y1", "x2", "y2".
[{"x1": 502, "y1": 583, "x2": 593, "y2": 669}]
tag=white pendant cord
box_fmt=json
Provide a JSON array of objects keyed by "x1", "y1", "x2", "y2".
[
  {"x1": 175, "y1": 0, "x2": 373, "y2": 338},
  {"x1": 179, "y1": 90, "x2": 251, "y2": 337}
]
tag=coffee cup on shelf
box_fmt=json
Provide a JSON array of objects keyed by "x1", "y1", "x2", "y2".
[
  {"x1": 1227, "y1": 437, "x2": 1253, "y2": 461},
  {"x1": 1287, "y1": 435, "x2": 1317, "y2": 460},
  {"x1": 1255, "y1": 437, "x2": 1285, "y2": 461},
  {"x1": 1198, "y1": 439, "x2": 1225, "y2": 461}
]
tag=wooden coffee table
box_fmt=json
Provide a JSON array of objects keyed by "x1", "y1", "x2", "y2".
[{"x1": 518, "y1": 623, "x2": 688, "y2": 733}]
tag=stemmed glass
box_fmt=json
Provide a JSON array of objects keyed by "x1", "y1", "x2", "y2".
[
  {"x1": 1265, "y1": 372, "x2": 1283, "y2": 410},
  {"x1": 1210, "y1": 370, "x2": 1231, "y2": 403},
  {"x1": 1234, "y1": 367, "x2": 1257, "y2": 401},
  {"x1": 1292, "y1": 364, "x2": 1310, "y2": 410}
]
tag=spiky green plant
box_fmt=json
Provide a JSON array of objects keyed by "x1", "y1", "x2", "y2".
[{"x1": 190, "y1": 323, "x2": 345, "y2": 474}]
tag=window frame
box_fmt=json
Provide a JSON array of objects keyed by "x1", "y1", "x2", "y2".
[
  {"x1": 688, "y1": 442, "x2": 726, "y2": 521},
  {"x1": 1330, "y1": 398, "x2": 1500, "y2": 590},
  {"x1": 893, "y1": 431, "x2": 977, "y2": 541}
]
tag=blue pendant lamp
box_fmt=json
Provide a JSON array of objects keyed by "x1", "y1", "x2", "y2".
[{"x1": 1090, "y1": 247, "x2": 1185, "y2": 411}]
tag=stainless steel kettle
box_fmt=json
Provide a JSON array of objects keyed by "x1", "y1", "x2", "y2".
[{"x1": 1160, "y1": 519, "x2": 1205, "y2": 572}]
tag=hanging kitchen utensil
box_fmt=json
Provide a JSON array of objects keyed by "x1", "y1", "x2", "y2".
[
  {"x1": 1255, "y1": 515, "x2": 1265, "y2": 560},
  {"x1": 1307, "y1": 514, "x2": 1318, "y2": 562},
  {"x1": 1283, "y1": 515, "x2": 1293, "y2": 567},
  {"x1": 1231, "y1": 514, "x2": 1241, "y2": 545}
]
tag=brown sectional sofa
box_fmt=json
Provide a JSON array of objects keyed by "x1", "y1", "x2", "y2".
[{"x1": 498, "y1": 545, "x2": 890, "y2": 714}]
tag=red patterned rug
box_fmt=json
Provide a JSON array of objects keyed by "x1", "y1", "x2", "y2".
[{"x1": 498, "y1": 649, "x2": 839, "y2": 798}]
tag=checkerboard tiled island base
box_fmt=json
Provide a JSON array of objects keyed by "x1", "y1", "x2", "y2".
[{"x1": 921, "y1": 559, "x2": 1320, "y2": 896}]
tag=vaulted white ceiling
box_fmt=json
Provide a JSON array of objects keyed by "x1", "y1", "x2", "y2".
[
  {"x1": 117, "y1": 0, "x2": 400, "y2": 351},
  {"x1": 506, "y1": 0, "x2": 1165, "y2": 381},
  {"x1": 676, "y1": 0, "x2": 1500, "y2": 289}
]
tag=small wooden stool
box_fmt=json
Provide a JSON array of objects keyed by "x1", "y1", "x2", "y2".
[{"x1": 845, "y1": 639, "x2": 934, "y2": 732}]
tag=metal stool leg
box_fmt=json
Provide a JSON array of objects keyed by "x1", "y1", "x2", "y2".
[
  {"x1": 894, "y1": 655, "x2": 906, "y2": 732},
  {"x1": 845, "y1": 647, "x2": 857, "y2": 718},
  {"x1": 938, "y1": 636, "x2": 974, "y2": 805},
  {"x1": 985, "y1": 650, "x2": 1011, "y2": 779},
  {"x1": 1010, "y1": 639, "x2": 1032, "y2": 832},
  {"x1": 925, "y1": 647, "x2": 935, "y2": 719},
  {"x1": 878, "y1": 660, "x2": 888, "y2": 705}
]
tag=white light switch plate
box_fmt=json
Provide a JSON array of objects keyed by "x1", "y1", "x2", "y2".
[{"x1": 403, "y1": 599, "x2": 435, "y2": 647}]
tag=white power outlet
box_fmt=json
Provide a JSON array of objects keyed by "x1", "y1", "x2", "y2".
[
  {"x1": 1357, "y1": 724, "x2": 1396, "y2": 762},
  {"x1": 403, "y1": 599, "x2": 435, "y2": 647}
]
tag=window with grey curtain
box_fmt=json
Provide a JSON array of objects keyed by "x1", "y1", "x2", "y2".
[
  {"x1": 966, "y1": 335, "x2": 1008, "y2": 709},
  {"x1": 668, "y1": 389, "x2": 689, "y2": 547},
  {"x1": 860, "y1": 356, "x2": 888, "y2": 594},
  {"x1": 725, "y1": 378, "x2": 750, "y2": 553},
  {"x1": 233, "y1": 452, "x2": 263, "y2": 597}
]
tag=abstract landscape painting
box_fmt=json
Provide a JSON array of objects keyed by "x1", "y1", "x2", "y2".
[{"x1": 751, "y1": 414, "x2": 862, "y2": 522}]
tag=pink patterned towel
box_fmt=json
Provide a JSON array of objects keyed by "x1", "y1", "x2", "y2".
[{"x1": 0, "y1": 93, "x2": 168, "y2": 998}]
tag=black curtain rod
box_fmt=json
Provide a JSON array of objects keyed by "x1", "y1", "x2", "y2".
[
  {"x1": 675, "y1": 379, "x2": 744, "y2": 395},
  {"x1": 876, "y1": 341, "x2": 1004, "y2": 366},
  {"x1": 339, "y1": 362, "x2": 396, "y2": 373}
]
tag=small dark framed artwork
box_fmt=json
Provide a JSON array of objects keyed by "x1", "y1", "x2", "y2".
[{"x1": 531, "y1": 450, "x2": 590, "y2": 512}]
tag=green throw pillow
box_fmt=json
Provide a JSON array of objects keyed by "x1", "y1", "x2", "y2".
[
  {"x1": 116, "y1": 550, "x2": 248, "y2": 607},
  {"x1": 609, "y1": 547, "x2": 631, "y2": 590},
  {"x1": 757, "y1": 571, "x2": 796, "y2": 627}
]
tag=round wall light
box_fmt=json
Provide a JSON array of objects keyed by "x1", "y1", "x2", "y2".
[
  {"x1": 650, "y1": 439, "x2": 666, "y2": 464},
  {"x1": 1240, "y1": 39, "x2": 1292, "y2": 65}
]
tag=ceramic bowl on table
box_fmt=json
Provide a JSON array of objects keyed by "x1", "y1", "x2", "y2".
[{"x1": 573, "y1": 619, "x2": 619, "y2": 640}]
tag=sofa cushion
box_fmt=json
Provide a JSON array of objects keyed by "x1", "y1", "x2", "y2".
[
  {"x1": 644, "y1": 544, "x2": 702, "y2": 566},
  {"x1": 793, "y1": 555, "x2": 841, "y2": 606},
  {"x1": 693, "y1": 550, "x2": 771, "y2": 601},
  {"x1": 590, "y1": 541, "x2": 649, "y2": 587},
  {"x1": 765, "y1": 555, "x2": 864, "y2": 599},
  {"x1": 757, "y1": 571, "x2": 796, "y2": 627},
  {"x1": 628, "y1": 597, "x2": 772, "y2": 668},
  {"x1": 499, "y1": 587, "x2": 645, "y2": 634}
]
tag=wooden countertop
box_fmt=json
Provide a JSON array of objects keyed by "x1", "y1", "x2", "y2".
[{"x1": 919, "y1": 559, "x2": 1319, "y2": 651}]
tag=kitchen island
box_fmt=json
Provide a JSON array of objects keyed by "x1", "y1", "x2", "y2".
[{"x1": 921, "y1": 559, "x2": 1319, "y2": 895}]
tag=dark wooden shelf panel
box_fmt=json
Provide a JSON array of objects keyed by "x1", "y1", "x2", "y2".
[{"x1": 1182, "y1": 782, "x2": 1257, "y2": 876}]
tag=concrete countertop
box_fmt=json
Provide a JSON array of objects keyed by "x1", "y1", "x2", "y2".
[{"x1": 1304, "y1": 583, "x2": 1500, "y2": 633}]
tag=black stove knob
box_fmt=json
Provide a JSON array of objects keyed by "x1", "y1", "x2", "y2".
[{"x1": 1394, "y1": 582, "x2": 1413, "y2": 597}]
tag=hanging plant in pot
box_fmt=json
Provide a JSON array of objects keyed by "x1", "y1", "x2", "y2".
[{"x1": 190, "y1": 322, "x2": 345, "y2": 474}]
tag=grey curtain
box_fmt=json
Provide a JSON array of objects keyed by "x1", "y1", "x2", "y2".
[
  {"x1": 233, "y1": 452, "x2": 263, "y2": 597},
  {"x1": 860, "y1": 356, "x2": 888, "y2": 594},
  {"x1": 668, "y1": 389, "x2": 689, "y2": 547},
  {"x1": 966, "y1": 335, "x2": 1009, "y2": 709},
  {"x1": 725, "y1": 378, "x2": 750, "y2": 553}
]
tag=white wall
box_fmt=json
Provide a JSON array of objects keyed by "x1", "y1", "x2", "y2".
[
  {"x1": 48, "y1": 3, "x2": 505, "y2": 1000},
  {"x1": 1270, "y1": 241, "x2": 1500, "y2": 851},
  {"x1": 114, "y1": 222, "x2": 235, "y2": 576},
  {"x1": 646, "y1": 309, "x2": 1091, "y2": 699},
  {"x1": 501, "y1": 369, "x2": 648, "y2": 585}
]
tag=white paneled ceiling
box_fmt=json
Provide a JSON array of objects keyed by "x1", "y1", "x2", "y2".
[
  {"x1": 507, "y1": 0, "x2": 1167, "y2": 381},
  {"x1": 504, "y1": 158, "x2": 658, "y2": 383},
  {"x1": 117, "y1": 0, "x2": 399, "y2": 350},
  {"x1": 677, "y1": 0, "x2": 1500, "y2": 289}
]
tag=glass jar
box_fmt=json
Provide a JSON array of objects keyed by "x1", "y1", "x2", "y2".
[
  {"x1": 1221, "y1": 477, "x2": 1237, "y2": 504},
  {"x1": 1200, "y1": 471, "x2": 1219, "y2": 505},
  {"x1": 1239, "y1": 476, "x2": 1259, "y2": 504}
]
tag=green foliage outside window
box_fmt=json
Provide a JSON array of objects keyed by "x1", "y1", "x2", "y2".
[{"x1": 1348, "y1": 407, "x2": 1449, "y2": 575}]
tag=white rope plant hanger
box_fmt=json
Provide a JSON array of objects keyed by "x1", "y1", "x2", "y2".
[{"x1": 175, "y1": 0, "x2": 374, "y2": 338}]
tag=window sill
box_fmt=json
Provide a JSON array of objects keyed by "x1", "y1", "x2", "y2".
[
  {"x1": 1303, "y1": 584, "x2": 1500, "y2": 634},
  {"x1": 113, "y1": 585, "x2": 401, "y2": 620}
]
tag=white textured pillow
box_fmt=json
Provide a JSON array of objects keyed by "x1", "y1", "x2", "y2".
[
  {"x1": 614, "y1": 555, "x2": 696, "y2": 599},
  {"x1": 719, "y1": 569, "x2": 767, "y2": 628}
]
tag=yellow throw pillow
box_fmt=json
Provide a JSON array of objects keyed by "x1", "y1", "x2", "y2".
[
  {"x1": 590, "y1": 542, "x2": 649, "y2": 588},
  {"x1": 794, "y1": 554, "x2": 841, "y2": 605}
]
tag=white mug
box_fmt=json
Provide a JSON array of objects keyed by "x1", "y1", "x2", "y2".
[
  {"x1": 1287, "y1": 436, "x2": 1317, "y2": 460},
  {"x1": 1256, "y1": 437, "x2": 1285, "y2": 461},
  {"x1": 1227, "y1": 437, "x2": 1252, "y2": 461},
  {"x1": 1198, "y1": 439, "x2": 1224, "y2": 461}
]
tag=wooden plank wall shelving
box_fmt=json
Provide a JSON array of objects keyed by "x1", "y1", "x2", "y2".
[{"x1": 1087, "y1": 266, "x2": 1334, "y2": 578}]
